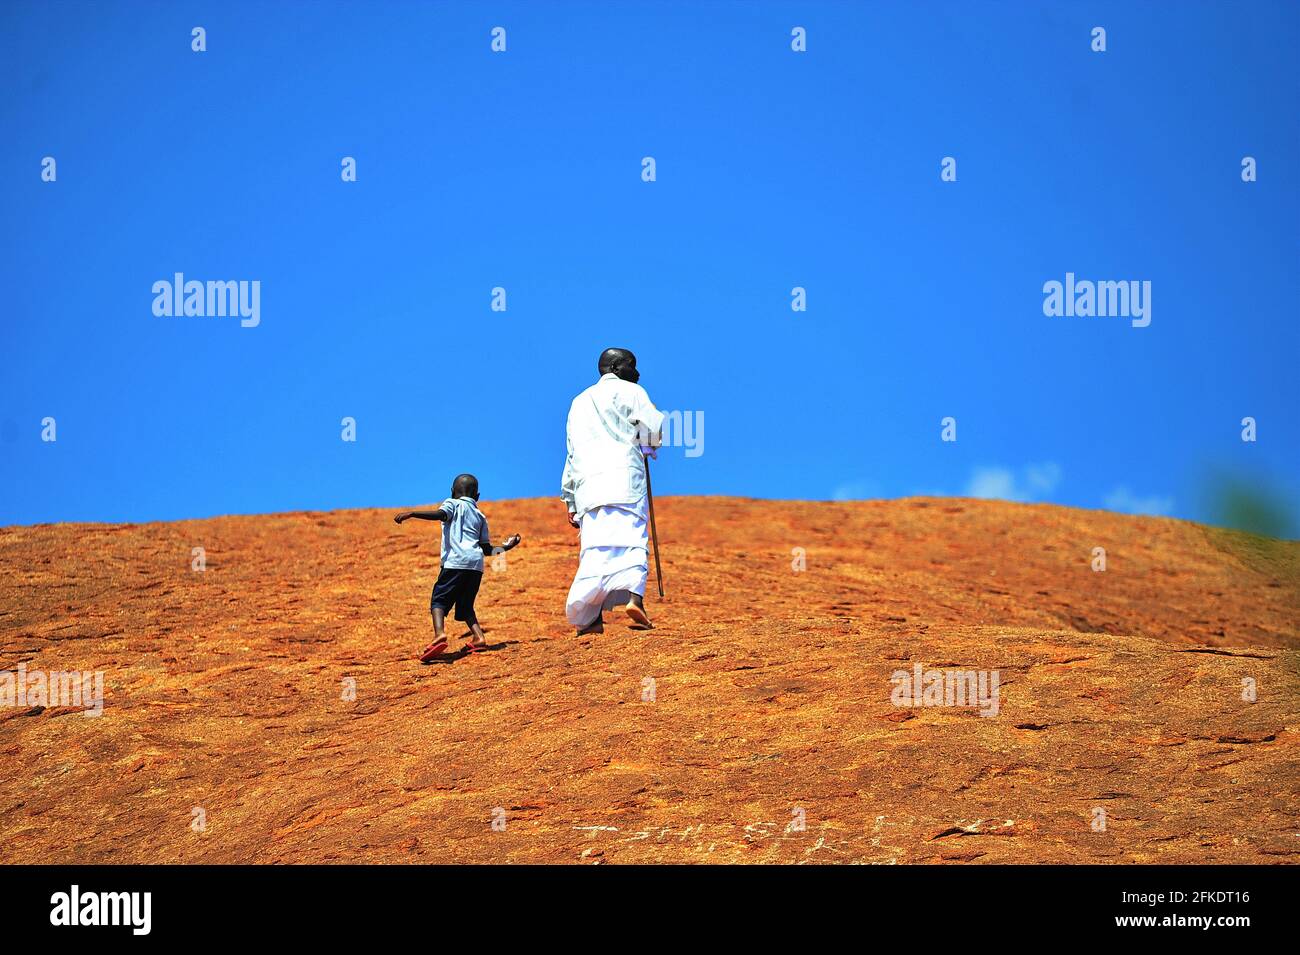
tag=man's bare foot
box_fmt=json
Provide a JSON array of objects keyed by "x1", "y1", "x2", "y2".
[{"x1": 625, "y1": 599, "x2": 653, "y2": 629}]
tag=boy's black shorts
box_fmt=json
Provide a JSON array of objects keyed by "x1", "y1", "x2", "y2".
[{"x1": 429, "y1": 568, "x2": 483, "y2": 623}]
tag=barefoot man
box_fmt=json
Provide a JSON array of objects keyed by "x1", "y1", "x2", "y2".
[{"x1": 561, "y1": 348, "x2": 664, "y2": 635}]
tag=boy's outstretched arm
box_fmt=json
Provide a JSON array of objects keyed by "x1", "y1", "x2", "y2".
[
  {"x1": 479, "y1": 533, "x2": 522, "y2": 556},
  {"x1": 393, "y1": 509, "x2": 448, "y2": 524}
]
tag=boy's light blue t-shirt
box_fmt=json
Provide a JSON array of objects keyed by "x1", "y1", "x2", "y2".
[{"x1": 439, "y1": 496, "x2": 489, "y2": 571}]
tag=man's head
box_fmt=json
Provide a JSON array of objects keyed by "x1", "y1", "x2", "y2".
[
  {"x1": 598, "y1": 347, "x2": 639, "y2": 383},
  {"x1": 451, "y1": 473, "x2": 479, "y2": 500}
]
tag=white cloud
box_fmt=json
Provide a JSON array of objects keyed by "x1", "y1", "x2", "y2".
[
  {"x1": 1024, "y1": 462, "x2": 1062, "y2": 494},
  {"x1": 1103, "y1": 486, "x2": 1174, "y2": 516},
  {"x1": 831, "y1": 480, "x2": 881, "y2": 501},
  {"x1": 964, "y1": 463, "x2": 1061, "y2": 502},
  {"x1": 966, "y1": 467, "x2": 1020, "y2": 500}
]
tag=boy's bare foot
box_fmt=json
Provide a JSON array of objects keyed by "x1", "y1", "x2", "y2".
[
  {"x1": 464, "y1": 625, "x2": 489, "y2": 652},
  {"x1": 419, "y1": 638, "x2": 449, "y2": 663},
  {"x1": 625, "y1": 599, "x2": 653, "y2": 629}
]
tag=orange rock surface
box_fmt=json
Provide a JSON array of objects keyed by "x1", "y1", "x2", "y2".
[{"x1": 1, "y1": 497, "x2": 1296, "y2": 863}]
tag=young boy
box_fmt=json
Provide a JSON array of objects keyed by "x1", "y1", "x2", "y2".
[{"x1": 394, "y1": 473, "x2": 520, "y2": 662}]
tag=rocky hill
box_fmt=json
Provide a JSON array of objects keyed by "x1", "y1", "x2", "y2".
[{"x1": 1, "y1": 497, "x2": 1295, "y2": 863}]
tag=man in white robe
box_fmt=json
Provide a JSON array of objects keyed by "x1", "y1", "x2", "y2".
[{"x1": 561, "y1": 348, "x2": 665, "y2": 634}]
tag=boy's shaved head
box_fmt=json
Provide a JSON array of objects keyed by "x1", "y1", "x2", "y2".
[
  {"x1": 598, "y1": 348, "x2": 639, "y2": 383},
  {"x1": 451, "y1": 473, "x2": 479, "y2": 498}
]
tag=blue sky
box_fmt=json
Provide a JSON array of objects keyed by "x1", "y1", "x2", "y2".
[{"x1": 2, "y1": 1, "x2": 1297, "y2": 532}]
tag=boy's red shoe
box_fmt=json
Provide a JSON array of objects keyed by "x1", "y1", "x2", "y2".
[{"x1": 419, "y1": 639, "x2": 449, "y2": 663}]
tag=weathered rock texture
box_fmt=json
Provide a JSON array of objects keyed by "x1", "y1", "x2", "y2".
[{"x1": 1, "y1": 497, "x2": 1296, "y2": 863}]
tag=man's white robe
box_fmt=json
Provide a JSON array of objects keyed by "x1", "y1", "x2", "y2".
[
  {"x1": 561, "y1": 374, "x2": 664, "y2": 627},
  {"x1": 565, "y1": 500, "x2": 650, "y2": 627}
]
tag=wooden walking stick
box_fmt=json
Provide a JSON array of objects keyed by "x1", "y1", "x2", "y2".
[{"x1": 644, "y1": 452, "x2": 665, "y2": 598}]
